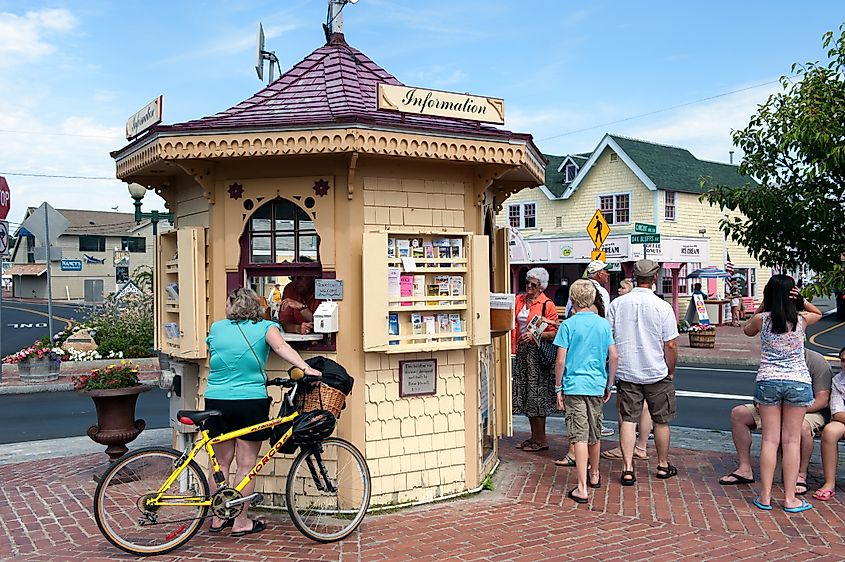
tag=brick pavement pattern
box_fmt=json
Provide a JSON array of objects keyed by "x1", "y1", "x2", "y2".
[{"x1": 3, "y1": 431, "x2": 845, "y2": 561}]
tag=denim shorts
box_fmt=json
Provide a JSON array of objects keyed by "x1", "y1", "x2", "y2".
[{"x1": 754, "y1": 380, "x2": 813, "y2": 407}]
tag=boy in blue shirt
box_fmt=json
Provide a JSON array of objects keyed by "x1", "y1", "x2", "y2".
[{"x1": 554, "y1": 279, "x2": 618, "y2": 503}]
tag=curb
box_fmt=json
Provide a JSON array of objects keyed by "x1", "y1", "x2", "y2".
[{"x1": 677, "y1": 355, "x2": 760, "y2": 368}]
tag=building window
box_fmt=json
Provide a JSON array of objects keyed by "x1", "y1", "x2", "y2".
[
  {"x1": 507, "y1": 202, "x2": 537, "y2": 229},
  {"x1": 26, "y1": 235, "x2": 35, "y2": 264},
  {"x1": 121, "y1": 237, "x2": 146, "y2": 253},
  {"x1": 565, "y1": 163, "x2": 578, "y2": 182},
  {"x1": 248, "y1": 198, "x2": 320, "y2": 264},
  {"x1": 79, "y1": 235, "x2": 106, "y2": 252},
  {"x1": 599, "y1": 194, "x2": 630, "y2": 225},
  {"x1": 734, "y1": 267, "x2": 755, "y2": 297},
  {"x1": 555, "y1": 216, "x2": 562, "y2": 228},
  {"x1": 665, "y1": 191, "x2": 676, "y2": 221}
]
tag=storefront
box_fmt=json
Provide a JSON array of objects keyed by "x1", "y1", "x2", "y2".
[{"x1": 111, "y1": 32, "x2": 544, "y2": 505}]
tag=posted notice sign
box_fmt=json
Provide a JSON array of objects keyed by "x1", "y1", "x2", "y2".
[{"x1": 399, "y1": 359, "x2": 438, "y2": 397}]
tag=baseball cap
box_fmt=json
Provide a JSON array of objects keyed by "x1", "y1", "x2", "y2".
[
  {"x1": 633, "y1": 259, "x2": 660, "y2": 278},
  {"x1": 586, "y1": 260, "x2": 610, "y2": 275}
]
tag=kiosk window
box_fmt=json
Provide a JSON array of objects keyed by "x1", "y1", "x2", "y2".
[{"x1": 248, "y1": 198, "x2": 320, "y2": 264}]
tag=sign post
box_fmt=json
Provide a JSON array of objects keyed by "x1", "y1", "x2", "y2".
[{"x1": 0, "y1": 176, "x2": 8, "y2": 382}]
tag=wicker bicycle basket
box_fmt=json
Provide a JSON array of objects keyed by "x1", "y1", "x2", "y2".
[{"x1": 296, "y1": 384, "x2": 347, "y2": 418}]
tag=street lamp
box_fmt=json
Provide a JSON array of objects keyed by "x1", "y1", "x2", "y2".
[{"x1": 127, "y1": 183, "x2": 173, "y2": 235}]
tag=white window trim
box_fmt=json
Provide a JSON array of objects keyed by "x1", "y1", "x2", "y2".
[
  {"x1": 664, "y1": 190, "x2": 677, "y2": 222},
  {"x1": 564, "y1": 163, "x2": 578, "y2": 183},
  {"x1": 507, "y1": 201, "x2": 538, "y2": 229},
  {"x1": 596, "y1": 192, "x2": 632, "y2": 225}
]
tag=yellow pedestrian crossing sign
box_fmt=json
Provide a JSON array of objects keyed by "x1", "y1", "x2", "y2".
[
  {"x1": 591, "y1": 249, "x2": 606, "y2": 261},
  {"x1": 587, "y1": 209, "x2": 610, "y2": 249}
]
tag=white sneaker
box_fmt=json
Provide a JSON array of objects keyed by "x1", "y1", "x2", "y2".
[{"x1": 600, "y1": 426, "x2": 614, "y2": 437}]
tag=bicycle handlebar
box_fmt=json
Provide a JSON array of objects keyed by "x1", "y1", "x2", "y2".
[{"x1": 266, "y1": 374, "x2": 321, "y2": 388}]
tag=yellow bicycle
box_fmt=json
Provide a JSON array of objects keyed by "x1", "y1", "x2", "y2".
[{"x1": 93, "y1": 370, "x2": 370, "y2": 556}]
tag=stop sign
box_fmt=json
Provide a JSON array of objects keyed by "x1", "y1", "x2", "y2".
[{"x1": 0, "y1": 176, "x2": 9, "y2": 220}]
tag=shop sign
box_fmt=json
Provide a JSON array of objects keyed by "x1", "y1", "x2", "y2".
[
  {"x1": 399, "y1": 359, "x2": 437, "y2": 397},
  {"x1": 560, "y1": 245, "x2": 573, "y2": 258},
  {"x1": 125, "y1": 95, "x2": 163, "y2": 140},
  {"x1": 113, "y1": 250, "x2": 130, "y2": 267},
  {"x1": 60, "y1": 259, "x2": 82, "y2": 271},
  {"x1": 378, "y1": 84, "x2": 505, "y2": 125}
]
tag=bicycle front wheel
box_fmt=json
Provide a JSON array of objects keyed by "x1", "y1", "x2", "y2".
[
  {"x1": 94, "y1": 447, "x2": 209, "y2": 556},
  {"x1": 286, "y1": 437, "x2": 371, "y2": 542}
]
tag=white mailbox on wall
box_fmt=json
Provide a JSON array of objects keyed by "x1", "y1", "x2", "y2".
[{"x1": 313, "y1": 301, "x2": 339, "y2": 333}]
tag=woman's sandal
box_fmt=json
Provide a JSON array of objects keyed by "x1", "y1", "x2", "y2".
[
  {"x1": 795, "y1": 480, "x2": 808, "y2": 495},
  {"x1": 812, "y1": 488, "x2": 836, "y2": 501},
  {"x1": 554, "y1": 455, "x2": 577, "y2": 467},
  {"x1": 655, "y1": 464, "x2": 678, "y2": 480},
  {"x1": 209, "y1": 518, "x2": 234, "y2": 533},
  {"x1": 588, "y1": 473, "x2": 601, "y2": 489},
  {"x1": 567, "y1": 487, "x2": 589, "y2": 504},
  {"x1": 620, "y1": 470, "x2": 636, "y2": 486}
]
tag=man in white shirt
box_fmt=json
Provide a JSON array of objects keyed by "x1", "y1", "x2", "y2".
[
  {"x1": 607, "y1": 259, "x2": 679, "y2": 485},
  {"x1": 565, "y1": 260, "x2": 611, "y2": 317}
]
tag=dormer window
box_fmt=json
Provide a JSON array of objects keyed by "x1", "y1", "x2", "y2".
[{"x1": 565, "y1": 163, "x2": 578, "y2": 183}]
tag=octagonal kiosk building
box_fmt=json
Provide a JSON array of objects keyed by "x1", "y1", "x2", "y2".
[{"x1": 112, "y1": 31, "x2": 544, "y2": 507}]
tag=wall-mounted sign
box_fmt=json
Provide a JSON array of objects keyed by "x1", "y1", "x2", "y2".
[
  {"x1": 116, "y1": 265, "x2": 130, "y2": 284},
  {"x1": 126, "y1": 95, "x2": 163, "y2": 140},
  {"x1": 378, "y1": 84, "x2": 505, "y2": 124},
  {"x1": 60, "y1": 259, "x2": 82, "y2": 271},
  {"x1": 399, "y1": 359, "x2": 437, "y2": 397},
  {"x1": 113, "y1": 250, "x2": 130, "y2": 267},
  {"x1": 314, "y1": 278, "x2": 344, "y2": 300}
]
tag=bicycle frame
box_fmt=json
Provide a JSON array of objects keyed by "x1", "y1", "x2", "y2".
[{"x1": 144, "y1": 409, "x2": 301, "y2": 509}]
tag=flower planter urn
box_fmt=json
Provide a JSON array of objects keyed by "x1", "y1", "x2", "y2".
[
  {"x1": 18, "y1": 358, "x2": 61, "y2": 383},
  {"x1": 85, "y1": 385, "x2": 152, "y2": 461},
  {"x1": 688, "y1": 330, "x2": 716, "y2": 349}
]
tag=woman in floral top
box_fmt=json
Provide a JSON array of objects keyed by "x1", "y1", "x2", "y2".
[{"x1": 743, "y1": 274, "x2": 822, "y2": 513}]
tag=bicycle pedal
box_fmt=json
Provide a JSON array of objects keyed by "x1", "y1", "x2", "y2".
[{"x1": 250, "y1": 493, "x2": 264, "y2": 507}]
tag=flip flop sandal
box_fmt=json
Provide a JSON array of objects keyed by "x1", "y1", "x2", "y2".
[
  {"x1": 231, "y1": 519, "x2": 266, "y2": 537},
  {"x1": 633, "y1": 446, "x2": 649, "y2": 460},
  {"x1": 812, "y1": 488, "x2": 836, "y2": 501},
  {"x1": 588, "y1": 474, "x2": 602, "y2": 489},
  {"x1": 752, "y1": 498, "x2": 772, "y2": 511},
  {"x1": 783, "y1": 500, "x2": 813, "y2": 514},
  {"x1": 719, "y1": 472, "x2": 755, "y2": 485},
  {"x1": 208, "y1": 518, "x2": 234, "y2": 533},
  {"x1": 795, "y1": 481, "x2": 808, "y2": 496},
  {"x1": 655, "y1": 464, "x2": 678, "y2": 479},
  {"x1": 600, "y1": 447, "x2": 624, "y2": 460},
  {"x1": 522, "y1": 442, "x2": 549, "y2": 452},
  {"x1": 516, "y1": 439, "x2": 534, "y2": 450},
  {"x1": 554, "y1": 455, "x2": 577, "y2": 467},
  {"x1": 620, "y1": 470, "x2": 636, "y2": 486},
  {"x1": 567, "y1": 487, "x2": 589, "y2": 504}
]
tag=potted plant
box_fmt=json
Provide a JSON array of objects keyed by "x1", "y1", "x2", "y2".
[
  {"x1": 687, "y1": 323, "x2": 716, "y2": 348},
  {"x1": 73, "y1": 360, "x2": 151, "y2": 462},
  {"x1": 2, "y1": 341, "x2": 64, "y2": 382}
]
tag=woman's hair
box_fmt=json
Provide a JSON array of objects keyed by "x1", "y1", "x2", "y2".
[
  {"x1": 619, "y1": 279, "x2": 633, "y2": 293},
  {"x1": 762, "y1": 274, "x2": 798, "y2": 334},
  {"x1": 227, "y1": 287, "x2": 264, "y2": 323},
  {"x1": 526, "y1": 267, "x2": 549, "y2": 290},
  {"x1": 569, "y1": 279, "x2": 596, "y2": 310},
  {"x1": 839, "y1": 345, "x2": 845, "y2": 359},
  {"x1": 593, "y1": 286, "x2": 606, "y2": 317}
]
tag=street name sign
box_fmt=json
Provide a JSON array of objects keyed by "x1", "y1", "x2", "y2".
[
  {"x1": 0, "y1": 220, "x2": 8, "y2": 255},
  {"x1": 631, "y1": 234, "x2": 661, "y2": 244},
  {"x1": 586, "y1": 209, "x2": 610, "y2": 249},
  {"x1": 634, "y1": 223, "x2": 657, "y2": 234},
  {"x1": 60, "y1": 259, "x2": 82, "y2": 271}
]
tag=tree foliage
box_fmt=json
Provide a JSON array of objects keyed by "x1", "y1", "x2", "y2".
[{"x1": 702, "y1": 25, "x2": 845, "y2": 297}]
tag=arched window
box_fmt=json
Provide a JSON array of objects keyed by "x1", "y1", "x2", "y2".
[{"x1": 247, "y1": 198, "x2": 320, "y2": 264}]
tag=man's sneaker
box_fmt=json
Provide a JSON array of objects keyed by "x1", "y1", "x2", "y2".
[{"x1": 600, "y1": 426, "x2": 615, "y2": 437}]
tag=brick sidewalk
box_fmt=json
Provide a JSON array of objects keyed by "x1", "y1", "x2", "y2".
[
  {"x1": 677, "y1": 324, "x2": 760, "y2": 366},
  {"x1": 3, "y1": 432, "x2": 845, "y2": 561}
]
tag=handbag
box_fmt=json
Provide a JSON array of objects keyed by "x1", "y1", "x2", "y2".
[{"x1": 536, "y1": 301, "x2": 558, "y2": 368}]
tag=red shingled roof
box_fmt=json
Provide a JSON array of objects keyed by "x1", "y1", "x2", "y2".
[{"x1": 159, "y1": 33, "x2": 529, "y2": 142}]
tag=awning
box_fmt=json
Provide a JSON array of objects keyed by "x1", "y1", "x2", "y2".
[{"x1": 6, "y1": 264, "x2": 47, "y2": 276}]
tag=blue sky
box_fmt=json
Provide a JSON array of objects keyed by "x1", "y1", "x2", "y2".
[{"x1": 0, "y1": 0, "x2": 841, "y2": 228}]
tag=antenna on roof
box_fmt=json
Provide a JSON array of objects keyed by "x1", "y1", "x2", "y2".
[
  {"x1": 255, "y1": 22, "x2": 281, "y2": 83},
  {"x1": 323, "y1": 0, "x2": 359, "y2": 42}
]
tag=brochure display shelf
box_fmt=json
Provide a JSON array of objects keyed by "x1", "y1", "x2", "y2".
[
  {"x1": 362, "y1": 230, "x2": 490, "y2": 354},
  {"x1": 155, "y1": 227, "x2": 207, "y2": 359}
]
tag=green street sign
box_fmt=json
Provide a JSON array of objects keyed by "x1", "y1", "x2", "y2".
[
  {"x1": 634, "y1": 223, "x2": 657, "y2": 234},
  {"x1": 631, "y1": 233, "x2": 661, "y2": 244}
]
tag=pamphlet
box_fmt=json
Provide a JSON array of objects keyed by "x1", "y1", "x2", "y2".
[
  {"x1": 449, "y1": 313, "x2": 463, "y2": 340},
  {"x1": 411, "y1": 312, "x2": 423, "y2": 335},
  {"x1": 388, "y1": 313, "x2": 400, "y2": 345},
  {"x1": 396, "y1": 239, "x2": 410, "y2": 257},
  {"x1": 387, "y1": 238, "x2": 396, "y2": 259},
  {"x1": 399, "y1": 274, "x2": 414, "y2": 306},
  {"x1": 527, "y1": 314, "x2": 549, "y2": 346},
  {"x1": 388, "y1": 267, "x2": 401, "y2": 298}
]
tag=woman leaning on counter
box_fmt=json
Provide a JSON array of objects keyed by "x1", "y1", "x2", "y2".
[{"x1": 511, "y1": 267, "x2": 559, "y2": 452}]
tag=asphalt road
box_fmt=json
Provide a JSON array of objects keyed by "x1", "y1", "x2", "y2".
[
  {"x1": 0, "y1": 387, "x2": 170, "y2": 444},
  {"x1": 1, "y1": 299, "x2": 90, "y2": 357}
]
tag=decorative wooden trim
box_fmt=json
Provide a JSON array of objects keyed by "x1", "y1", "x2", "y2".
[
  {"x1": 115, "y1": 128, "x2": 544, "y2": 185},
  {"x1": 173, "y1": 161, "x2": 216, "y2": 203},
  {"x1": 347, "y1": 151, "x2": 359, "y2": 200}
]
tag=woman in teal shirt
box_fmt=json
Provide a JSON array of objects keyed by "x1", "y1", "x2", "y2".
[{"x1": 205, "y1": 287, "x2": 320, "y2": 537}]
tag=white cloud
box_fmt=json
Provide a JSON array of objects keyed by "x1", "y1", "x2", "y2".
[{"x1": 0, "y1": 8, "x2": 76, "y2": 68}]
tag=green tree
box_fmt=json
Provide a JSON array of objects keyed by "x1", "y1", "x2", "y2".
[{"x1": 703, "y1": 25, "x2": 845, "y2": 297}]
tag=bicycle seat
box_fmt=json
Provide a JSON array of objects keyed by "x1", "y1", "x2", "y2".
[{"x1": 176, "y1": 410, "x2": 222, "y2": 426}]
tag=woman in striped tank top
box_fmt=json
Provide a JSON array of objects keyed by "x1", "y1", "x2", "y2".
[{"x1": 743, "y1": 274, "x2": 822, "y2": 513}]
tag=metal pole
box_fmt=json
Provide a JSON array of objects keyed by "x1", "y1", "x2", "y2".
[
  {"x1": 45, "y1": 208, "x2": 54, "y2": 342},
  {"x1": 0, "y1": 263, "x2": 4, "y2": 383}
]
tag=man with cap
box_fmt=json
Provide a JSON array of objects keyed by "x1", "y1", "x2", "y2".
[{"x1": 607, "y1": 259, "x2": 679, "y2": 485}]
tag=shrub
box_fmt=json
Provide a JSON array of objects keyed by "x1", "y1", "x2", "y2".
[{"x1": 87, "y1": 292, "x2": 155, "y2": 358}]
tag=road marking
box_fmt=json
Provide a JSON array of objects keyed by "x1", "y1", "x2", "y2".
[
  {"x1": 2, "y1": 305, "x2": 73, "y2": 327},
  {"x1": 808, "y1": 321, "x2": 845, "y2": 352},
  {"x1": 677, "y1": 366, "x2": 757, "y2": 374},
  {"x1": 675, "y1": 390, "x2": 753, "y2": 401}
]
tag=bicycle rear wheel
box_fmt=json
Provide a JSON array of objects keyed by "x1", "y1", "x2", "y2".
[
  {"x1": 286, "y1": 437, "x2": 371, "y2": 542},
  {"x1": 94, "y1": 447, "x2": 209, "y2": 556}
]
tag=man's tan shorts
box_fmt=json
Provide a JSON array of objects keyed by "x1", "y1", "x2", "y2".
[
  {"x1": 742, "y1": 404, "x2": 826, "y2": 436},
  {"x1": 617, "y1": 378, "x2": 676, "y2": 424}
]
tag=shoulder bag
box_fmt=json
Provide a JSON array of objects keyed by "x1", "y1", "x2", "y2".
[{"x1": 537, "y1": 301, "x2": 558, "y2": 368}]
